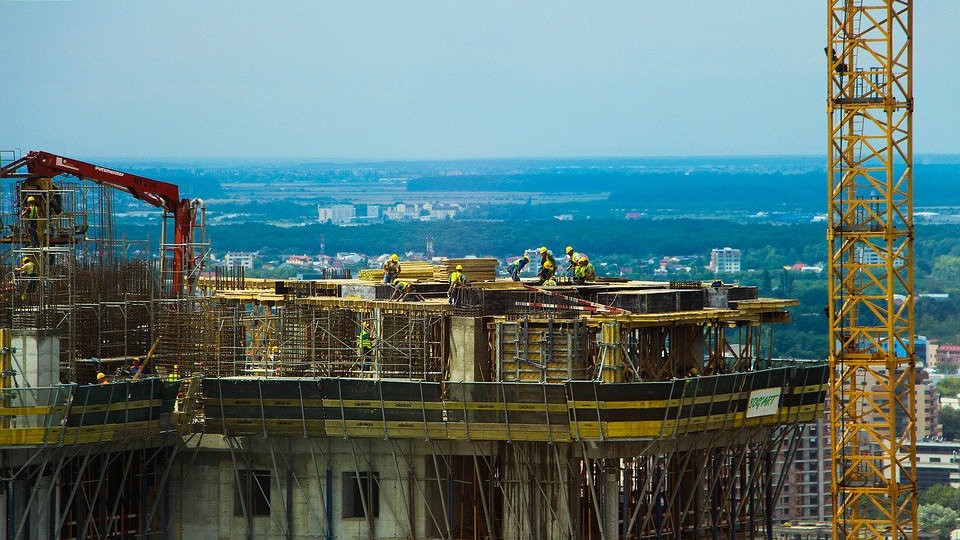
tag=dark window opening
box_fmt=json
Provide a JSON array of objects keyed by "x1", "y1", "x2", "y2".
[
  {"x1": 234, "y1": 469, "x2": 271, "y2": 516},
  {"x1": 342, "y1": 471, "x2": 379, "y2": 518}
]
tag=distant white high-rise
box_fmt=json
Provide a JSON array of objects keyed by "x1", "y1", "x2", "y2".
[
  {"x1": 709, "y1": 247, "x2": 741, "y2": 273},
  {"x1": 318, "y1": 204, "x2": 356, "y2": 224}
]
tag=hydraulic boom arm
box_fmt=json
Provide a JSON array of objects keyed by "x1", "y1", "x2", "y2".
[{"x1": 0, "y1": 150, "x2": 201, "y2": 295}]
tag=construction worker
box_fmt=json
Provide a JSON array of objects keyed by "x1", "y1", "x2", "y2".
[
  {"x1": 14, "y1": 256, "x2": 37, "y2": 300},
  {"x1": 507, "y1": 255, "x2": 530, "y2": 281},
  {"x1": 448, "y1": 264, "x2": 467, "y2": 307},
  {"x1": 574, "y1": 256, "x2": 596, "y2": 284},
  {"x1": 357, "y1": 324, "x2": 373, "y2": 371},
  {"x1": 537, "y1": 259, "x2": 555, "y2": 285},
  {"x1": 543, "y1": 275, "x2": 558, "y2": 287},
  {"x1": 382, "y1": 254, "x2": 401, "y2": 284},
  {"x1": 537, "y1": 246, "x2": 556, "y2": 274},
  {"x1": 129, "y1": 357, "x2": 141, "y2": 376},
  {"x1": 21, "y1": 195, "x2": 40, "y2": 246},
  {"x1": 563, "y1": 246, "x2": 580, "y2": 274},
  {"x1": 96, "y1": 372, "x2": 109, "y2": 385},
  {"x1": 389, "y1": 280, "x2": 414, "y2": 301}
]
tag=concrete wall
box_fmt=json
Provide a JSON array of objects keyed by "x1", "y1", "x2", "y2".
[{"x1": 168, "y1": 438, "x2": 500, "y2": 540}]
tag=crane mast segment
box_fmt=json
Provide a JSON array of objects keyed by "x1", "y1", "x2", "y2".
[{"x1": 828, "y1": 1, "x2": 916, "y2": 540}]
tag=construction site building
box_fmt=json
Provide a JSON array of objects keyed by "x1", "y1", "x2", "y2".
[{"x1": 0, "y1": 151, "x2": 827, "y2": 539}]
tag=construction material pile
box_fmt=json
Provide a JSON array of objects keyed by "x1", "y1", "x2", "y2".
[
  {"x1": 434, "y1": 258, "x2": 498, "y2": 283},
  {"x1": 358, "y1": 261, "x2": 436, "y2": 282}
]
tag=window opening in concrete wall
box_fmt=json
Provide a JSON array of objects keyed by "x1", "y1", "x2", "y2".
[
  {"x1": 234, "y1": 469, "x2": 272, "y2": 516},
  {"x1": 342, "y1": 471, "x2": 380, "y2": 518}
]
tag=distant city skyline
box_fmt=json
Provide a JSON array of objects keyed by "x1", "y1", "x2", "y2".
[{"x1": 2, "y1": 2, "x2": 957, "y2": 159}]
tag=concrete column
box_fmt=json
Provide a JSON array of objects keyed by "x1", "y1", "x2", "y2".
[
  {"x1": 31, "y1": 474, "x2": 53, "y2": 539},
  {"x1": 603, "y1": 461, "x2": 620, "y2": 540},
  {"x1": 448, "y1": 317, "x2": 489, "y2": 382},
  {"x1": 11, "y1": 329, "x2": 60, "y2": 390}
]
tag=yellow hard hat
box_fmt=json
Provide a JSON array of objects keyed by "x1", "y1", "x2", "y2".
[
  {"x1": 21, "y1": 257, "x2": 30, "y2": 263},
  {"x1": 544, "y1": 260, "x2": 554, "y2": 269},
  {"x1": 26, "y1": 196, "x2": 36, "y2": 202},
  {"x1": 391, "y1": 254, "x2": 399, "y2": 261},
  {"x1": 455, "y1": 264, "x2": 463, "y2": 271},
  {"x1": 522, "y1": 255, "x2": 529, "y2": 261},
  {"x1": 579, "y1": 255, "x2": 588, "y2": 263},
  {"x1": 565, "y1": 246, "x2": 573, "y2": 254},
  {"x1": 96, "y1": 372, "x2": 106, "y2": 380},
  {"x1": 538, "y1": 246, "x2": 547, "y2": 253}
]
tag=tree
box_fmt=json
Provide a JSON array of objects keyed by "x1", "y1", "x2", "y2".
[
  {"x1": 922, "y1": 485, "x2": 960, "y2": 512},
  {"x1": 941, "y1": 406, "x2": 960, "y2": 441},
  {"x1": 938, "y1": 364, "x2": 960, "y2": 375},
  {"x1": 761, "y1": 269, "x2": 772, "y2": 294},
  {"x1": 938, "y1": 377, "x2": 960, "y2": 398},
  {"x1": 919, "y1": 504, "x2": 959, "y2": 540}
]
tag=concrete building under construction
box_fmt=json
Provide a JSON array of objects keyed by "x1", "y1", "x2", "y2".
[{"x1": 0, "y1": 150, "x2": 828, "y2": 539}]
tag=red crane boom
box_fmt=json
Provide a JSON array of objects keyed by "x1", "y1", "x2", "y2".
[{"x1": 0, "y1": 150, "x2": 201, "y2": 295}]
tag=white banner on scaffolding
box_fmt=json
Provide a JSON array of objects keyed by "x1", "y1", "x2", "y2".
[{"x1": 745, "y1": 387, "x2": 781, "y2": 418}]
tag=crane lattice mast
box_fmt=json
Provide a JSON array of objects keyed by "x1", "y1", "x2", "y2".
[{"x1": 827, "y1": 1, "x2": 916, "y2": 539}]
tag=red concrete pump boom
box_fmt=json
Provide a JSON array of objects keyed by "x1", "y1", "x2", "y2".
[{"x1": 0, "y1": 150, "x2": 201, "y2": 295}]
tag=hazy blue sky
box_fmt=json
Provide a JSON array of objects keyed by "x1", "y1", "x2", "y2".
[{"x1": 1, "y1": 2, "x2": 956, "y2": 159}]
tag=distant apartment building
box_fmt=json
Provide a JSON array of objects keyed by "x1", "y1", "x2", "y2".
[
  {"x1": 854, "y1": 246, "x2": 893, "y2": 267},
  {"x1": 223, "y1": 251, "x2": 256, "y2": 269},
  {"x1": 709, "y1": 247, "x2": 741, "y2": 273},
  {"x1": 898, "y1": 441, "x2": 960, "y2": 490},
  {"x1": 936, "y1": 344, "x2": 960, "y2": 369},
  {"x1": 918, "y1": 380, "x2": 943, "y2": 440},
  {"x1": 864, "y1": 369, "x2": 942, "y2": 440},
  {"x1": 318, "y1": 204, "x2": 356, "y2": 224},
  {"x1": 774, "y1": 412, "x2": 831, "y2": 524},
  {"x1": 284, "y1": 255, "x2": 313, "y2": 267}
]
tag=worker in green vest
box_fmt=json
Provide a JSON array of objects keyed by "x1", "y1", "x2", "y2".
[
  {"x1": 574, "y1": 256, "x2": 596, "y2": 284},
  {"x1": 448, "y1": 265, "x2": 467, "y2": 307},
  {"x1": 357, "y1": 324, "x2": 374, "y2": 371},
  {"x1": 21, "y1": 196, "x2": 41, "y2": 246}
]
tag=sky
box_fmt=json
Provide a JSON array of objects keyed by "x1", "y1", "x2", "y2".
[{"x1": 1, "y1": 1, "x2": 957, "y2": 160}]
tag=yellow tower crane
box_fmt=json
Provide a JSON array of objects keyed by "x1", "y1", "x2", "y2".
[{"x1": 827, "y1": 1, "x2": 916, "y2": 540}]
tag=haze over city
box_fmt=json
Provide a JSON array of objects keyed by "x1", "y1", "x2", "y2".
[{"x1": 2, "y1": 1, "x2": 958, "y2": 159}]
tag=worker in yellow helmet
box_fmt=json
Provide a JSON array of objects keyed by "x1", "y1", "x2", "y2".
[
  {"x1": 574, "y1": 255, "x2": 596, "y2": 284},
  {"x1": 97, "y1": 372, "x2": 109, "y2": 385},
  {"x1": 15, "y1": 256, "x2": 37, "y2": 300},
  {"x1": 448, "y1": 264, "x2": 467, "y2": 307},
  {"x1": 357, "y1": 323, "x2": 374, "y2": 371},
  {"x1": 537, "y1": 246, "x2": 556, "y2": 277},
  {"x1": 538, "y1": 259, "x2": 556, "y2": 285},
  {"x1": 564, "y1": 246, "x2": 581, "y2": 274},
  {"x1": 382, "y1": 253, "x2": 401, "y2": 284},
  {"x1": 21, "y1": 195, "x2": 41, "y2": 246},
  {"x1": 389, "y1": 280, "x2": 414, "y2": 301}
]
